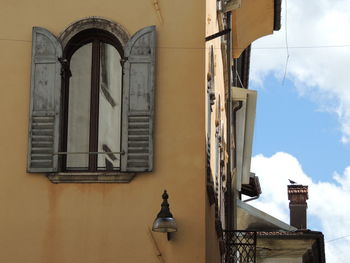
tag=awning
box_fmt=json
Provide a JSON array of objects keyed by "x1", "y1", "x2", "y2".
[{"x1": 231, "y1": 0, "x2": 281, "y2": 58}]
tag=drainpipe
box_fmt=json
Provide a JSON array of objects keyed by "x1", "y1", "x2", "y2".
[
  {"x1": 243, "y1": 195, "x2": 259, "y2": 203},
  {"x1": 225, "y1": 11, "x2": 235, "y2": 230},
  {"x1": 230, "y1": 98, "x2": 243, "y2": 231}
]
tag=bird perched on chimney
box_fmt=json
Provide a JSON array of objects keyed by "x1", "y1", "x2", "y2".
[{"x1": 288, "y1": 179, "x2": 297, "y2": 185}]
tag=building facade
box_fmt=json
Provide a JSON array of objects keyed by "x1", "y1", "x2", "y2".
[
  {"x1": 1, "y1": 1, "x2": 205, "y2": 262},
  {"x1": 0, "y1": 0, "x2": 321, "y2": 262}
]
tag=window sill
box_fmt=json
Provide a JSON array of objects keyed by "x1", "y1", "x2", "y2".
[{"x1": 47, "y1": 172, "x2": 136, "y2": 183}]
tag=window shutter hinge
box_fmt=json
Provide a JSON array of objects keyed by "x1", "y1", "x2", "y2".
[{"x1": 58, "y1": 57, "x2": 72, "y2": 78}]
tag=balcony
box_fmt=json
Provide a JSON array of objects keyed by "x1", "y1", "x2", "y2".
[{"x1": 223, "y1": 230, "x2": 257, "y2": 263}]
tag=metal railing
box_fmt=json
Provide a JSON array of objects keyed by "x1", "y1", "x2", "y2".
[{"x1": 223, "y1": 230, "x2": 257, "y2": 263}]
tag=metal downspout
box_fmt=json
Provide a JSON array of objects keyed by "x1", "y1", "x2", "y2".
[
  {"x1": 243, "y1": 195, "x2": 260, "y2": 203},
  {"x1": 225, "y1": 11, "x2": 234, "y2": 230}
]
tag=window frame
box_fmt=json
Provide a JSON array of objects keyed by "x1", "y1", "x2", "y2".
[{"x1": 60, "y1": 29, "x2": 125, "y2": 172}]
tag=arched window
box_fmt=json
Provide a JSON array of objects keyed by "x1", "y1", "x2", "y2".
[
  {"x1": 62, "y1": 29, "x2": 124, "y2": 171},
  {"x1": 27, "y1": 18, "x2": 156, "y2": 182}
]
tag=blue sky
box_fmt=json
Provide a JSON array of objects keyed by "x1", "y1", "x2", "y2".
[
  {"x1": 251, "y1": 74, "x2": 350, "y2": 183},
  {"x1": 247, "y1": 0, "x2": 350, "y2": 262},
  {"x1": 250, "y1": 74, "x2": 338, "y2": 232}
]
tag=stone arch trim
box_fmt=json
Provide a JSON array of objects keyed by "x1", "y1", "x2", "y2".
[{"x1": 58, "y1": 17, "x2": 130, "y2": 48}]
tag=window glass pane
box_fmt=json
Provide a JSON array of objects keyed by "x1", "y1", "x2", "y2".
[
  {"x1": 67, "y1": 43, "x2": 92, "y2": 169},
  {"x1": 98, "y1": 43, "x2": 122, "y2": 170}
]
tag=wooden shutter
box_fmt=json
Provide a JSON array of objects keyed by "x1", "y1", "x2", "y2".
[
  {"x1": 121, "y1": 26, "x2": 156, "y2": 172},
  {"x1": 27, "y1": 27, "x2": 62, "y2": 173}
]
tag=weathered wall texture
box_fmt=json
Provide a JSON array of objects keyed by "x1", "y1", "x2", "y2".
[
  {"x1": 0, "y1": 1, "x2": 205, "y2": 262},
  {"x1": 205, "y1": 0, "x2": 227, "y2": 262}
]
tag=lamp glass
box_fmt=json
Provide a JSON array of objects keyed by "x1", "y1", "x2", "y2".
[{"x1": 152, "y1": 217, "x2": 177, "y2": 233}]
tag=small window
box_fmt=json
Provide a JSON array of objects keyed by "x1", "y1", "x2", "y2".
[{"x1": 27, "y1": 18, "x2": 156, "y2": 182}]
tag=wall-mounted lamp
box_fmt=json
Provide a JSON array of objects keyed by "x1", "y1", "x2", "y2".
[{"x1": 152, "y1": 190, "x2": 177, "y2": 240}]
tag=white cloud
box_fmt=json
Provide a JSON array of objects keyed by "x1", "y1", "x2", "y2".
[
  {"x1": 248, "y1": 2, "x2": 350, "y2": 261},
  {"x1": 250, "y1": 152, "x2": 350, "y2": 263},
  {"x1": 250, "y1": 0, "x2": 350, "y2": 143}
]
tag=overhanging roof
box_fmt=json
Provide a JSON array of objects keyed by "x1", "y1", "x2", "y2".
[
  {"x1": 231, "y1": 0, "x2": 281, "y2": 58},
  {"x1": 237, "y1": 199, "x2": 325, "y2": 262},
  {"x1": 237, "y1": 199, "x2": 296, "y2": 231}
]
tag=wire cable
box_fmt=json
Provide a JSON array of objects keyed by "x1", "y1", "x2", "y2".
[
  {"x1": 2, "y1": 37, "x2": 350, "y2": 50},
  {"x1": 282, "y1": 0, "x2": 290, "y2": 85},
  {"x1": 0, "y1": 38, "x2": 31, "y2": 43},
  {"x1": 235, "y1": 69, "x2": 245, "y2": 89},
  {"x1": 326, "y1": 234, "x2": 350, "y2": 243}
]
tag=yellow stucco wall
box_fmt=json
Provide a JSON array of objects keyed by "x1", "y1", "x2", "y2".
[{"x1": 0, "y1": 1, "x2": 205, "y2": 262}]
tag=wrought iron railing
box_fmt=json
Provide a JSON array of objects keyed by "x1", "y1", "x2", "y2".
[{"x1": 223, "y1": 230, "x2": 257, "y2": 263}]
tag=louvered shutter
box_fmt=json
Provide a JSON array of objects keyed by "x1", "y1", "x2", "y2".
[
  {"x1": 27, "y1": 27, "x2": 62, "y2": 173},
  {"x1": 121, "y1": 26, "x2": 156, "y2": 172}
]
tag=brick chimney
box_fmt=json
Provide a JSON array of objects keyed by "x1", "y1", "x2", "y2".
[{"x1": 288, "y1": 185, "x2": 308, "y2": 229}]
